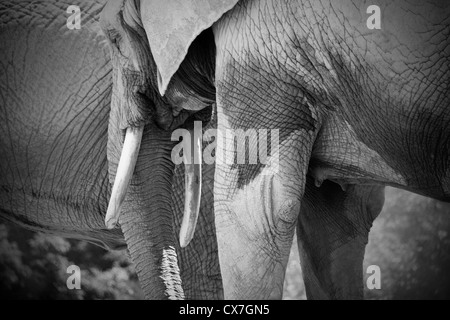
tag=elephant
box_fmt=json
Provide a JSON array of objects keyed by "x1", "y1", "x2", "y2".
[
  {"x1": 212, "y1": 0, "x2": 448, "y2": 299},
  {"x1": 2, "y1": 0, "x2": 448, "y2": 301},
  {"x1": 100, "y1": 0, "x2": 449, "y2": 299},
  {"x1": 0, "y1": 0, "x2": 222, "y2": 299}
]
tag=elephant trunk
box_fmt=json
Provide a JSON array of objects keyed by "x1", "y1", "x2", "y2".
[{"x1": 110, "y1": 125, "x2": 183, "y2": 299}]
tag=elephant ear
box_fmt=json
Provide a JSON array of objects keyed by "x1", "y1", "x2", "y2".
[{"x1": 140, "y1": 0, "x2": 239, "y2": 96}]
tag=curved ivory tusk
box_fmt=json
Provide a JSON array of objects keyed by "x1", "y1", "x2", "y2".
[
  {"x1": 179, "y1": 128, "x2": 202, "y2": 248},
  {"x1": 105, "y1": 126, "x2": 144, "y2": 229}
]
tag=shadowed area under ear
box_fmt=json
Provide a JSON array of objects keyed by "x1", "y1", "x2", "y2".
[
  {"x1": 139, "y1": 0, "x2": 239, "y2": 95},
  {"x1": 171, "y1": 29, "x2": 217, "y2": 104}
]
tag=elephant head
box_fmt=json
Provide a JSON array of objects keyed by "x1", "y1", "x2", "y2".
[
  {"x1": 98, "y1": 0, "x2": 322, "y2": 300},
  {"x1": 98, "y1": 0, "x2": 235, "y2": 299}
]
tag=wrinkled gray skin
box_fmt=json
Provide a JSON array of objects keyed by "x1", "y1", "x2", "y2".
[
  {"x1": 0, "y1": 0, "x2": 222, "y2": 299},
  {"x1": 2, "y1": 0, "x2": 449, "y2": 301},
  {"x1": 104, "y1": 0, "x2": 449, "y2": 299},
  {"x1": 211, "y1": 0, "x2": 449, "y2": 299}
]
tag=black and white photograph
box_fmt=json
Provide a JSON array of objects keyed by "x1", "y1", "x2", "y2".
[{"x1": 0, "y1": 0, "x2": 449, "y2": 307}]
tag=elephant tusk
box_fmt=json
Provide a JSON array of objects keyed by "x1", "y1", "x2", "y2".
[
  {"x1": 179, "y1": 128, "x2": 202, "y2": 248},
  {"x1": 105, "y1": 126, "x2": 144, "y2": 229}
]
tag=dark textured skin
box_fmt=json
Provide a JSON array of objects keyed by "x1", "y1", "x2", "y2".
[
  {"x1": 211, "y1": 0, "x2": 449, "y2": 299},
  {"x1": 0, "y1": 0, "x2": 221, "y2": 299},
  {"x1": 299, "y1": 178, "x2": 385, "y2": 299},
  {"x1": 2, "y1": 0, "x2": 448, "y2": 301}
]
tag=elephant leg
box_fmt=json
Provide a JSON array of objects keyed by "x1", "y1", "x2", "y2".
[
  {"x1": 213, "y1": 115, "x2": 317, "y2": 299},
  {"x1": 297, "y1": 178, "x2": 385, "y2": 299},
  {"x1": 212, "y1": 3, "x2": 323, "y2": 299}
]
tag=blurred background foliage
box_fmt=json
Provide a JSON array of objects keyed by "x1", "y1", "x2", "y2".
[
  {"x1": 0, "y1": 223, "x2": 143, "y2": 299},
  {"x1": 0, "y1": 187, "x2": 449, "y2": 299},
  {"x1": 363, "y1": 187, "x2": 450, "y2": 300}
]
